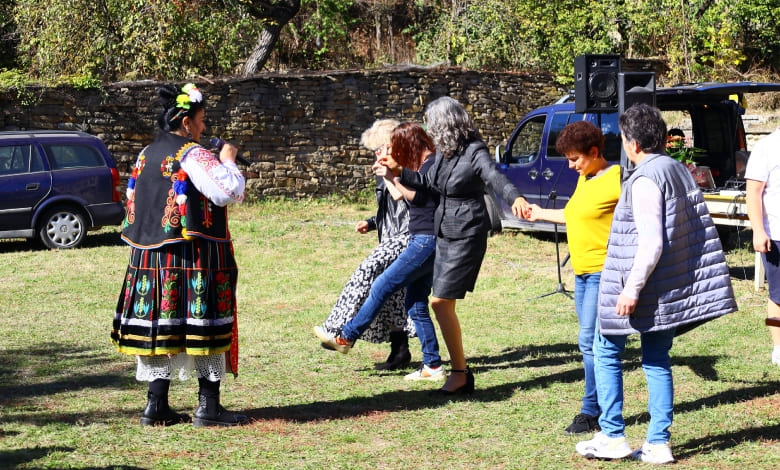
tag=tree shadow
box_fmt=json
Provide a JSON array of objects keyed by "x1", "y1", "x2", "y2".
[
  {"x1": 244, "y1": 342, "x2": 648, "y2": 423},
  {"x1": 0, "y1": 229, "x2": 123, "y2": 253},
  {"x1": 0, "y1": 445, "x2": 145, "y2": 469},
  {"x1": 0, "y1": 446, "x2": 75, "y2": 469},
  {"x1": 622, "y1": 380, "x2": 780, "y2": 430},
  {"x1": 675, "y1": 421, "x2": 780, "y2": 459},
  {"x1": 729, "y1": 265, "x2": 755, "y2": 282},
  {"x1": 0, "y1": 343, "x2": 136, "y2": 425}
]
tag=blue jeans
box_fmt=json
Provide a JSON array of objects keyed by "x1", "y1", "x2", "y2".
[
  {"x1": 574, "y1": 272, "x2": 600, "y2": 417},
  {"x1": 594, "y1": 328, "x2": 676, "y2": 444},
  {"x1": 342, "y1": 234, "x2": 440, "y2": 367}
]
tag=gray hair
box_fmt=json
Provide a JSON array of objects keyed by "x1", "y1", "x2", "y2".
[
  {"x1": 360, "y1": 119, "x2": 400, "y2": 151},
  {"x1": 618, "y1": 103, "x2": 668, "y2": 154},
  {"x1": 424, "y1": 96, "x2": 480, "y2": 158}
]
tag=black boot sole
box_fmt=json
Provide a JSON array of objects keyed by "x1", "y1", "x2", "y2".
[
  {"x1": 193, "y1": 416, "x2": 247, "y2": 427},
  {"x1": 140, "y1": 413, "x2": 191, "y2": 426}
]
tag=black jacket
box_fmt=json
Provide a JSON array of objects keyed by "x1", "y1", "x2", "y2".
[{"x1": 400, "y1": 139, "x2": 523, "y2": 239}]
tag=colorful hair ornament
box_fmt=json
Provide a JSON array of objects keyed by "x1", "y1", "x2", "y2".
[{"x1": 175, "y1": 83, "x2": 203, "y2": 110}]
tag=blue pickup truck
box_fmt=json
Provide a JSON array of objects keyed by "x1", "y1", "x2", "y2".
[{"x1": 486, "y1": 82, "x2": 780, "y2": 233}]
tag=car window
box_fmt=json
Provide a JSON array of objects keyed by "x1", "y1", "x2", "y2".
[
  {"x1": 593, "y1": 112, "x2": 622, "y2": 163},
  {"x1": 546, "y1": 112, "x2": 574, "y2": 158},
  {"x1": 0, "y1": 144, "x2": 45, "y2": 175},
  {"x1": 509, "y1": 115, "x2": 546, "y2": 165},
  {"x1": 45, "y1": 143, "x2": 104, "y2": 169}
]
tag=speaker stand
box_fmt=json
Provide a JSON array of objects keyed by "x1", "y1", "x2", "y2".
[
  {"x1": 533, "y1": 189, "x2": 573, "y2": 300},
  {"x1": 534, "y1": 220, "x2": 573, "y2": 299}
]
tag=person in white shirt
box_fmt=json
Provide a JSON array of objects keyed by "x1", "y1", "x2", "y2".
[{"x1": 745, "y1": 127, "x2": 780, "y2": 366}]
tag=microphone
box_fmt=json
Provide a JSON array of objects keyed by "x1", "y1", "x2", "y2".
[{"x1": 209, "y1": 137, "x2": 250, "y2": 166}]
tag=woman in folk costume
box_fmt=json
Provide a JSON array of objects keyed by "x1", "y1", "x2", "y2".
[{"x1": 111, "y1": 83, "x2": 247, "y2": 427}]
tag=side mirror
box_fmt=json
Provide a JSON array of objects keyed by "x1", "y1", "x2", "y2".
[{"x1": 494, "y1": 145, "x2": 502, "y2": 163}]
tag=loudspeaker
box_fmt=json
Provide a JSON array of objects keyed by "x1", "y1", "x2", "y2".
[
  {"x1": 574, "y1": 54, "x2": 621, "y2": 113},
  {"x1": 618, "y1": 72, "x2": 656, "y2": 113}
]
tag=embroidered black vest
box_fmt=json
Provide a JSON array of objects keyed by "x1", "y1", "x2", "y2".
[{"x1": 122, "y1": 132, "x2": 230, "y2": 248}]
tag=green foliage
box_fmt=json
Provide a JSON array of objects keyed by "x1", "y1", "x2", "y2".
[
  {"x1": 0, "y1": 67, "x2": 39, "y2": 105},
  {"x1": 4, "y1": 0, "x2": 780, "y2": 84},
  {"x1": 13, "y1": 0, "x2": 264, "y2": 82},
  {"x1": 414, "y1": 0, "x2": 619, "y2": 82},
  {"x1": 278, "y1": 0, "x2": 358, "y2": 66}
]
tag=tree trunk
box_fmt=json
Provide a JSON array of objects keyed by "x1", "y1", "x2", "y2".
[
  {"x1": 244, "y1": 26, "x2": 280, "y2": 75},
  {"x1": 242, "y1": 0, "x2": 301, "y2": 76}
]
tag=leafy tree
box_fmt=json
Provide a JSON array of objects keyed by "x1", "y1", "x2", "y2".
[
  {"x1": 221, "y1": 0, "x2": 301, "y2": 75},
  {"x1": 13, "y1": 0, "x2": 264, "y2": 82},
  {"x1": 4, "y1": 0, "x2": 779, "y2": 85}
]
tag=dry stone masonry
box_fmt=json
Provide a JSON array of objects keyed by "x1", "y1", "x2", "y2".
[{"x1": 0, "y1": 66, "x2": 565, "y2": 199}]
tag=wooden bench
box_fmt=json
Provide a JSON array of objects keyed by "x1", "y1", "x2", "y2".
[{"x1": 766, "y1": 318, "x2": 780, "y2": 327}]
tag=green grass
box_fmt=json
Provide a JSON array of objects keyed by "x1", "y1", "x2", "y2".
[{"x1": 1, "y1": 199, "x2": 778, "y2": 469}]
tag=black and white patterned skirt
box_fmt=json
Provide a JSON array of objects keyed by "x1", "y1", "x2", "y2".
[{"x1": 322, "y1": 234, "x2": 416, "y2": 343}]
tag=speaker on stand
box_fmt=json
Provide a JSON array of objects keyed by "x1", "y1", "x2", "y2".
[{"x1": 575, "y1": 54, "x2": 621, "y2": 114}]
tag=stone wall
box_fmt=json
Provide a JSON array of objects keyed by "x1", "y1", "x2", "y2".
[{"x1": 0, "y1": 66, "x2": 566, "y2": 198}]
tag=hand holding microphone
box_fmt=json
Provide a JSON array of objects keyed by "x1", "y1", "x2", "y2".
[{"x1": 209, "y1": 137, "x2": 250, "y2": 166}]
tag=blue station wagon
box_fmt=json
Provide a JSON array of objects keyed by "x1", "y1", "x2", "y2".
[{"x1": 0, "y1": 131, "x2": 125, "y2": 248}]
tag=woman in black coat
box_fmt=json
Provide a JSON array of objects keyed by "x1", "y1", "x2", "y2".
[{"x1": 382, "y1": 96, "x2": 529, "y2": 394}]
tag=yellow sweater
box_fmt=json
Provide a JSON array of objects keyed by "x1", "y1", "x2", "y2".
[{"x1": 563, "y1": 164, "x2": 621, "y2": 275}]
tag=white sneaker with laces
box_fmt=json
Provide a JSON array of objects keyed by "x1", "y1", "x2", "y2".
[
  {"x1": 575, "y1": 431, "x2": 632, "y2": 460},
  {"x1": 631, "y1": 441, "x2": 675, "y2": 464},
  {"x1": 772, "y1": 346, "x2": 780, "y2": 366},
  {"x1": 404, "y1": 364, "x2": 446, "y2": 381}
]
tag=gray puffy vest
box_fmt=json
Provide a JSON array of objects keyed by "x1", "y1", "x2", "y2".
[{"x1": 598, "y1": 153, "x2": 737, "y2": 336}]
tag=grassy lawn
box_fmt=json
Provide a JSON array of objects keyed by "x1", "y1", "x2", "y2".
[{"x1": 1, "y1": 197, "x2": 778, "y2": 469}]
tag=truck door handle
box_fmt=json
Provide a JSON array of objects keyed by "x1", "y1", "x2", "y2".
[
  {"x1": 528, "y1": 168, "x2": 538, "y2": 180},
  {"x1": 542, "y1": 168, "x2": 554, "y2": 180},
  {"x1": 26, "y1": 183, "x2": 39, "y2": 191}
]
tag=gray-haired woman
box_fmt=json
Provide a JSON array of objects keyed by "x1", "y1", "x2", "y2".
[{"x1": 383, "y1": 96, "x2": 529, "y2": 394}]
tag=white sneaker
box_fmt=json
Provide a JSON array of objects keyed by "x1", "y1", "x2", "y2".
[
  {"x1": 772, "y1": 346, "x2": 780, "y2": 366},
  {"x1": 631, "y1": 441, "x2": 675, "y2": 464},
  {"x1": 404, "y1": 364, "x2": 446, "y2": 381},
  {"x1": 575, "y1": 432, "x2": 632, "y2": 460}
]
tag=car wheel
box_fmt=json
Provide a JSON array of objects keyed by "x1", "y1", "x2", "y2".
[
  {"x1": 38, "y1": 207, "x2": 86, "y2": 249},
  {"x1": 484, "y1": 192, "x2": 502, "y2": 236}
]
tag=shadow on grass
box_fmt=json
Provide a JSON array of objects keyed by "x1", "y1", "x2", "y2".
[
  {"x1": 244, "y1": 343, "x2": 645, "y2": 423},
  {"x1": 675, "y1": 421, "x2": 780, "y2": 459},
  {"x1": 246, "y1": 341, "x2": 761, "y2": 428},
  {"x1": 0, "y1": 442, "x2": 147, "y2": 470},
  {"x1": 0, "y1": 229, "x2": 123, "y2": 253},
  {"x1": 729, "y1": 265, "x2": 756, "y2": 282},
  {"x1": 0, "y1": 343, "x2": 136, "y2": 425},
  {"x1": 0, "y1": 446, "x2": 75, "y2": 469}
]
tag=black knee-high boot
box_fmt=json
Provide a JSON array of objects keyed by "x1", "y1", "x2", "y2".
[
  {"x1": 140, "y1": 379, "x2": 191, "y2": 426},
  {"x1": 375, "y1": 330, "x2": 411, "y2": 370},
  {"x1": 193, "y1": 378, "x2": 249, "y2": 427}
]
